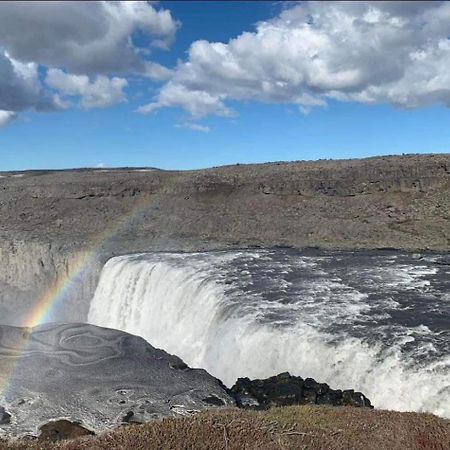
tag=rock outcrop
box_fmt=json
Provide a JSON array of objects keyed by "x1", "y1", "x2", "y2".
[
  {"x1": 230, "y1": 372, "x2": 372, "y2": 409},
  {"x1": 0, "y1": 323, "x2": 234, "y2": 439},
  {"x1": 0, "y1": 407, "x2": 11, "y2": 425}
]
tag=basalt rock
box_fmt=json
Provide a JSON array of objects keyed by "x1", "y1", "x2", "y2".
[
  {"x1": 0, "y1": 407, "x2": 10, "y2": 425},
  {"x1": 230, "y1": 372, "x2": 372, "y2": 409}
]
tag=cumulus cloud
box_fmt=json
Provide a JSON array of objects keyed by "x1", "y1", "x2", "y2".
[
  {"x1": 137, "y1": 84, "x2": 234, "y2": 118},
  {"x1": 0, "y1": 51, "x2": 59, "y2": 113},
  {"x1": 138, "y1": 1, "x2": 450, "y2": 118},
  {"x1": 46, "y1": 69, "x2": 127, "y2": 108},
  {"x1": 175, "y1": 122, "x2": 210, "y2": 133},
  {"x1": 0, "y1": 1, "x2": 178, "y2": 77},
  {"x1": 0, "y1": 1, "x2": 178, "y2": 127},
  {"x1": 0, "y1": 110, "x2": 17, "y2": 128}
]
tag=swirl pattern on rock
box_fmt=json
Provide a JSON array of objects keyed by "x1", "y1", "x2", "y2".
[{"x1": 0, "y1": 323, "x2": 234, "y2": 439}]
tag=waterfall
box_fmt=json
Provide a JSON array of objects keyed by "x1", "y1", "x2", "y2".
[{"x1": 88, "y1": 251, "x2": 450, "y2": 418}]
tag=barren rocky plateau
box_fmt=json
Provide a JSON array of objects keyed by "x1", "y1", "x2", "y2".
[{"x1": 0, "y1": 153, "x2": 449, "y2": 324}]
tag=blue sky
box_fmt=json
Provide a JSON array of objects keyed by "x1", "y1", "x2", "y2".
[{"x1": 0, "y1": 1, "x2": 450, "y2": 171}]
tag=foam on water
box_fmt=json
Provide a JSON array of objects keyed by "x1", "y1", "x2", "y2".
[{"x1": 88, "y1": 250, "x2": 450, "y2": 418}]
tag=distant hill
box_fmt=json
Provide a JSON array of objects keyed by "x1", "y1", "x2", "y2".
[{"x1": 1, "y1": 153, "x2": 449, "y2": 250}]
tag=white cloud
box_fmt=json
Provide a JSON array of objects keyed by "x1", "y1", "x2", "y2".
[
  {"x1": 0, "y1": 110, "x2": 17, "y2": 127},
  {"x1": 142, "y1": 61, "x2": 174, "y2": 81},
  {"x1": 175, "y1": 122, "x2": 210, "y2": 133},
  {"x1": 4, "y1": 0, "x2": 450, "y2": 129},
  {"x1": 46, "y1": 69, "x2": 127, "y2": 108},
  {"x1": 138, "y1": 1, "x2": 450, "y2": 117},
  {"x1": 0, "y1": 1, "x2": 178, "y2": 126},
  {"x1": 137, "y1": 83, "x2": 234, "y2": 118},
  {"x1": 0, "y1": 1, "x2": 179, "y2": 77},
  {"x1": 0, "y1": 51, "x2": 59, "y2": 113}
]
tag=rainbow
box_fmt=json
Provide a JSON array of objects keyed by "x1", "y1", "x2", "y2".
[
  {"x1": 0, "y1": 191, "x2": 154, "y2": 398},
  {"x1": 23, "y1": 191, "x2": 153, "y2": 327}
]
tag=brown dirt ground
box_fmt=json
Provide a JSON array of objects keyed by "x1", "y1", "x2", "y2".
[{"x1": 3, "y1": 405, "x2": 450, "y2": 450}]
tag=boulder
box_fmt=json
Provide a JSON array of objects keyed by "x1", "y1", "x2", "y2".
[
  {"x1": 0, "y1": 407, "x2": 10, "y2": 425},
  {"x1": 230, "y1": 372, "x2": 372, "y2": 409}
]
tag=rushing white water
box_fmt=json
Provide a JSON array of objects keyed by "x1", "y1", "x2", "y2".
[{"x1": 88, "y1": 250, "x2": 450, "y2": 418}]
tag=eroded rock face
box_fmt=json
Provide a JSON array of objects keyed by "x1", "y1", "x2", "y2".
[
  {"x1": 0, "y1": 323, "x2": 234, "y2": 439},
  {"x1": 230, "y1": 372, "x2": 372, "y2": 409}
]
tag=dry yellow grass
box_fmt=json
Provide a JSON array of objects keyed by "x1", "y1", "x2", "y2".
[{"x1": 3, "y1": 405, "x2": 450, "y2": 450}]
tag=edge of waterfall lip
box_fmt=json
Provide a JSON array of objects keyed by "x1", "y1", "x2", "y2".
[{"x1": 101, "y1": 246, "x2": 447, "y2": 262}]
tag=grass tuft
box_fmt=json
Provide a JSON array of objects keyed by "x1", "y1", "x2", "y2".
[{"x1": 3, "y1": 405, "x2": 450, "y2": 450}]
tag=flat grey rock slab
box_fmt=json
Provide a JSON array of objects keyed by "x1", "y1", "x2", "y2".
[{"x1": 0, "y1": 323, "x2": 234, "y2": 439}]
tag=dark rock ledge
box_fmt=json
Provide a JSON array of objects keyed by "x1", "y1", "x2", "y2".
[{"x1": 230, "y1": 372, "x2": 372, "y2": 409}]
